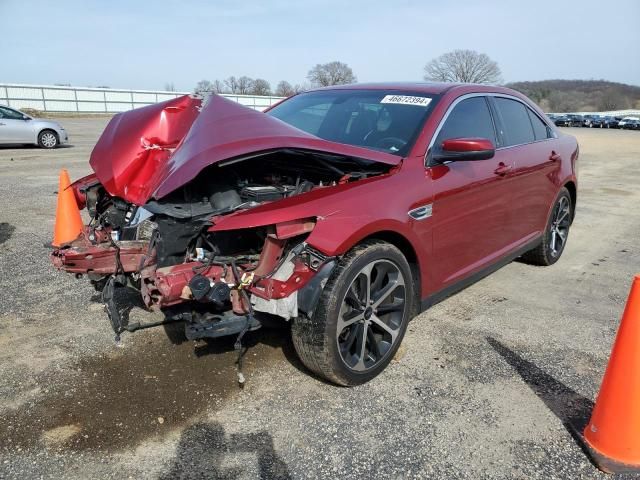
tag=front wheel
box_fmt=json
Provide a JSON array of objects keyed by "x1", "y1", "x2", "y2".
[
  {"x1": 291, "y1": 240, "x2": 414, "y2": 386},
  {"x1": 38, "y1": 130, "x2": 58, "y2": 149},
  {"x1": 521, "y1": 188, "x2": 573, "y2": 266}
]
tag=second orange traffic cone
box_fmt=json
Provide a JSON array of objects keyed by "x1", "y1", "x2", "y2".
[
  {"x1": 52, "y1": 169, "x2": 83, "y2": 247},
  {"x1": 583, "y1": 275, "x2": 640, "y2": 473}
]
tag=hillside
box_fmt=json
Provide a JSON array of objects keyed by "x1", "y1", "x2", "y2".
[{"x1": 505, "y1": 79, "x2": 640, "y2": 112}]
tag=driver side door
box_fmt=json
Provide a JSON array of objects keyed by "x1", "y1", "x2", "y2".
[
  {"x1": 0, "y1": 106, "x2": 33, "y2": 143},
  {"x1": 427, "y1": 95, "x2": 516, "y2": 292}
]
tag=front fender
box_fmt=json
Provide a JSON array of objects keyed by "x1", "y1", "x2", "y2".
[{"x1": 305, "y1": 215, "x2": 424, "y2": 259}]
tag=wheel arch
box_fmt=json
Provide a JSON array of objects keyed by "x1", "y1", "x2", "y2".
[
  {"x1": 38, "y1": 128, "x2": 59, "y2": 145},
  {"x1": 563, "y1": 180, "x2": 577, "y2": 222},
  {"x1": 358, "y1": 230, "x2": 422, "y2": 316}
]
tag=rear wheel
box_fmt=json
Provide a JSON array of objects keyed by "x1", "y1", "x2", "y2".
[
  {"x1": 521, "y1": 188, "x2": 572, "y2": 266},
  {"x1": 291, "y1": 240, "x2": 413, "y2": 386},
  {"x1": 38, "y1": 130, "x2": 58, "y2": 149}
]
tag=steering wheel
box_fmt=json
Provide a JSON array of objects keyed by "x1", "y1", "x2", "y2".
[{"x1": 374, "y1": 136, "x2": 407, "y2": 152}]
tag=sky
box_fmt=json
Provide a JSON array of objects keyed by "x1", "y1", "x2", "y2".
[{"x1": 1, "y1": 0, "x2": 639, "y2": 92}]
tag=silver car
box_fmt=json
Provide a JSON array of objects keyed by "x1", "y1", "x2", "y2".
[{"x1": 0, "y1": 105, "x2": 68, "y2": 148}]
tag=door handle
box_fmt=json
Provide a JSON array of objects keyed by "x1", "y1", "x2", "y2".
[
  {"x1": 0, "y1": 123, "x2": 5, "y2": 126},
  {"x1": 549, "y1": 151, "x2": 561, "y2": 162},
  {"x1": 494, "y1": 162, "x2": 512, "y2": 176}
]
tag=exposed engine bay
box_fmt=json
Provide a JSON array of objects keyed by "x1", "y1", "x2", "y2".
[{"x1": 51, "y1": 148, "x2": 390, "y2": 343}]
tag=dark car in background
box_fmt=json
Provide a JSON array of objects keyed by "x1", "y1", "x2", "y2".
[
  {"x1": 552, "y1": 114, "x2": 583, "y2": 127},
  {"x1": 553, "y1": 115, "x2": 572, "y2": 127},
  {"x1": 583, "y1": 115, "x2": 604, "y2": 128},
  {"x1": 566, "y1": 114, "x2": 583, "y2": 127},
  {"x1": 602, "y1": 116, "x2": 620, "y2": 128}
]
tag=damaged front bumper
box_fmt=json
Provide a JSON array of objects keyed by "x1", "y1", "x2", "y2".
[{"x1": 50, "y1": 224, "x2": 336, "y2": 340}]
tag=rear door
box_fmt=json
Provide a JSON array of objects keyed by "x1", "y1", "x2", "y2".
[
  {"x1": 490, "y1": 96, "x2": 560, "y2": 245},
  {"x1": 427, "y1": 95, "x2": 515, "y2": 291}
]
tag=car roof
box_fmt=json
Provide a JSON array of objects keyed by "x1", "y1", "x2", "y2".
[{"x1": 305, "y1": 82, "x2": 524, "y2": 97}]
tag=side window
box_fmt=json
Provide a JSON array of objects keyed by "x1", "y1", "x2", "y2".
[
  {"x1": 494, "y1": 98, "x2": 535, "y2": 146},
  {"x1": 527, "y1": 108, "x2": 551, "y2": 141},
  {"x1": 435, "y1": 97, "x2": 496, "y2": 149},
  {"x1": 0, "y1": 107, "x2": 24, "y2": 120}
]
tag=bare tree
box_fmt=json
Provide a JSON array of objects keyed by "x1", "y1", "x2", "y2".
[
  {"x1": 164, "y1": 82, "x2": 176, "y2": 92},
  {"x1": 212, "y1": 79, "x2": 226, "y2": 94},
  {"x1": 275, "y1": 80, "x2": 295, "y2": 97},
  {"x1": 547, "y1": 90, "x2": 580, "y2": 112},
  {"x1": 251, "y1": 78, "x2": 271, "y2": 96},
  {"x1": 224, "y1": 76, "x2": 239, "y2": 94},
  {"x1": 423, "y1": 50, "x2": 502, "y2": 84},
  {"x1": 194, "y1": 80, "x2": 214, "y2": 95},
  {"x1": 236, "y1": 76, "x2": 254, "y2": 95},
  {"x1": 293, "y1": 83, "x2": 309, "y2": 94},
  {"x1": 307, "y1": 61, "x2": 356, "y2": 87}
]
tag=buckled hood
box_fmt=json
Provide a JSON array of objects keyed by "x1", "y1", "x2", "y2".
[{"x1": 89, "y1": 94, "x2": 401, "y2": 205}]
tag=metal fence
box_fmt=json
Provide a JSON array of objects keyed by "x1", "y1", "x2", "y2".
[{"x1": 0, "y1": 83, "x2": 285, "y2": 113}]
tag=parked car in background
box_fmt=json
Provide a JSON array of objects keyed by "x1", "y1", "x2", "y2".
[
  {"x1": 0, "y1": 105, "x2": 68, "y2": 148},
  {"x1": 602, "y1": 116, "x2": 620, "y2": 128},
  {"x1": 583, "y1": 115, "x2": 604, "y2": 128},
  {"x1": 553, "y1": 115, "x2": 572, "y2": 127},
  {"x1": 566, "y1": 114, "x2": 583, "y2": 127},
  {"x1": 50, "y1": 83, "x2": 578, "y2": 386},
  {"x1": 619, "y1": 117, "x2": 640, "y2": 130}
]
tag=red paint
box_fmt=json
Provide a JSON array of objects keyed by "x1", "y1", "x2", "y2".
[
  {"x1": 90, "y1": 95, "x2": 202, "y2": 205},
  {"x1": 90, "y1": 94, "x2": 399, "y2": 205},
  {"x1": 56, "y1": 82, "x2": 578, "y2": 310},
  {"x1": 50, "y1": 238, "x2": 149, "y2": 274},
  {"x1": 441, "y1": 137, "x2": 494, "y2": 152}
]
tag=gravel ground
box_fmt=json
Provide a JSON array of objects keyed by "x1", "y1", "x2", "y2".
[{"x1": 0, "y1": 120, "x2": 639, "y2": 479}]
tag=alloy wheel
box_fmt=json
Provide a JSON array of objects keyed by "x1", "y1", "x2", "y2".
[
  {"x1": 336, "y1": 259, "x2": 406, "y2": 371},
  {"x1": 549, "y1": 196, "x2": 571, "y2": 257},
  {"x1": 41, "y1": 132, "x2": 57, "y2": 148}
]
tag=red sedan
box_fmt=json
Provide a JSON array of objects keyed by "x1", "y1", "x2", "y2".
[{"x1": 51, "y1": 82, "x2": 578, "y2": 386}]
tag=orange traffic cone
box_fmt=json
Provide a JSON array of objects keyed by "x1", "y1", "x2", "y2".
[
  {"x1": 52, "y1": 169, "x2": 83, "y2": 247},
  {"x1": 583, "y1": 275, "x2": 640, "y2": 473}
]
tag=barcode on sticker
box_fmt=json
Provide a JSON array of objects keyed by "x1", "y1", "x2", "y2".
[{"x1": 381, "y1": 95, "x2": 432, "y2": 107}]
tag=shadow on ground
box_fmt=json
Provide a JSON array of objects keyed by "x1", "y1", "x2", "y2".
[
  {"x1": 487, "y1": 337, "x2": 597, "y2": 466},
  {"x1": 160, "y1": 422, "x2": 291, "y2": 479},
  {"x1": 0, "y1": 144, "x2": 74, "y2": 150},
  {"x1": 0, "y1": 222, "x2": 15, "y2": 245}
]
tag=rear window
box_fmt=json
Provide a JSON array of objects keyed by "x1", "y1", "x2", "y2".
[
  {"x1": 267, "y1": 90, "x2": 436, "y2": 156},
  {"x1": 494, "y1": 98, "x2": 535, "y2": 146},
  {"x1": 527, "y1": 109, "x2": 551, "y2": 141}
]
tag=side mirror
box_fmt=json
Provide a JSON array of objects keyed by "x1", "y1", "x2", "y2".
[
  {"x1": 433, "y1": 137, "x2": 495, "y2": 163},
  {"x1": 22, "y1": 115, "x2": 31, "y2": 121}
]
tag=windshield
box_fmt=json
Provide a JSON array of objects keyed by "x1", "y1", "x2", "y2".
[{"x1": 267, "y1": 90, "x2": 436, "y2": 156}]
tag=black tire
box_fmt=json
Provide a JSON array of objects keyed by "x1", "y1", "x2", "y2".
[
  {"x1": 291, "y1": 240, "x2": 414, "y2": 386},
  {"x1": 38, "y1": 129, "x2": 58, "y2": 149},
  {"x1": 520, "y1": 187, "x2": 573, "y2": 266}
]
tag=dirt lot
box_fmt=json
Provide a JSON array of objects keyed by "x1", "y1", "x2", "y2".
[{"x1": 0, "y1": 121, "x2": 639, "y2": 479}]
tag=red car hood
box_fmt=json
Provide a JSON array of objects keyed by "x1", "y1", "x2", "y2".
[{"x1": 90, "y1": 94, "x2": 401, "y2": 205}]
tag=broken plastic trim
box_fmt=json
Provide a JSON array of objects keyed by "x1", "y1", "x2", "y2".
[{"x1": 297, "y1": 259, "x2": 337, "y2": 318}]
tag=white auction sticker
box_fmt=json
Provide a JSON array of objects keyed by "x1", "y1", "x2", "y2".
[{"x1": 380, "y1": 95, "x2": 432, "y2": 107}]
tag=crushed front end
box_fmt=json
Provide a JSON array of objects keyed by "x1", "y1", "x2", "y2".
[
  {"x1": 49, "y1": 93, "x2": 398, "y2": 351},
  {"x1": 50, "y1": 162, "x2": 340, "y2": 341}
]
